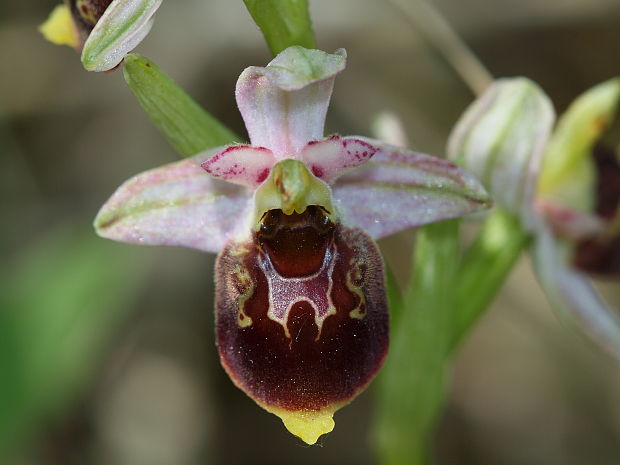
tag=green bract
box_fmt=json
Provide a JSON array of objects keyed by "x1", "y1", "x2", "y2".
[
  {"x1": 123, "y1": 54, "x2": 239, "y2": 156},
  {"x1": 81, "y1": 0, "x2": 162, "y2": 71}
]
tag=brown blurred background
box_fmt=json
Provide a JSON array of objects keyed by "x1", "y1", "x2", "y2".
[{"x1": 1, "y1": 1, "x2": 620, "y2": 464}]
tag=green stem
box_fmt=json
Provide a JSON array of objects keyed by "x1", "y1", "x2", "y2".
[
  {"x1": 450, "y1": 209, "x2": 530, "y2": 351},
  {"x1": 243, "y1": 0, "x2": 316, "y2": 56},
  {"x1": 375, "y1": 220, "x2": 460, "y2": 465},
  {"x1": 386, "y1": 0, "x2": 493, "y2": 96}
]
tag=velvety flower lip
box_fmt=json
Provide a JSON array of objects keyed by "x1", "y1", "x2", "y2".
[
  {"x1": 40, "y1": 0, "x2": 162, "y2": 72},
  {"x1": 448, "y1": 76, "x2": 620, "y2": 360},
  {"x1": 95, "y1": 45, "x2": 491, "y2": 444}
]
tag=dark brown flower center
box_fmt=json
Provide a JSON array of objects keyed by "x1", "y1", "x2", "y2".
[
  {"x1": 573, "y1": 144, "x2": 620, "y2": 276},
  {"x1": 258, "y1": 206, "x2": 333, "y2": 277}
]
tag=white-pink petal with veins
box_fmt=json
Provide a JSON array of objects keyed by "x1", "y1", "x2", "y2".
[
  {"x1": 95, "y1": 149, "x2": 252, "y2": 253},
  {"x1": 332, "y1": 139, "x2": 491, "y2": 239}
]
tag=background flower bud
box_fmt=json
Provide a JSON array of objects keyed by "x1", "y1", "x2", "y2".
[{"x1": 448, "y1": 78, "x2": 555, "y2": 228}]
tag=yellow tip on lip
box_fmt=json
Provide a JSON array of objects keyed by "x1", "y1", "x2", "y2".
[
  {"x1": 39, "y1": 4, "x2": 79, "y2": 49},
  {"x1": 262, "y1": 404, "x2": 337, "y2": 445}
]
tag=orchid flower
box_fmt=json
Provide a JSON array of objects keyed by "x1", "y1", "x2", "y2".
[
  {"x1": 39, "y1": 0, "x2": 162, "y2": 72},
  {"x1": 94, "y1": 46, "x2": 490, "y2": 444},
  {"x1": 448, "y1": 77, "x2": 620, "y2": 359}
]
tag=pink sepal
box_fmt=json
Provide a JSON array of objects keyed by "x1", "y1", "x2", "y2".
[
  {"x1": 533, "y1": 225, "x2": 620, "y2": 360},
  {"x1": 235, "y1": 47, "x2": 346, "y2": 159},
  {"x1": 332, "y1": 139, "x2": 491, "y2": 239},
  {"x1": 95, "y1": 149, "x2": 252, "y2": 253}
]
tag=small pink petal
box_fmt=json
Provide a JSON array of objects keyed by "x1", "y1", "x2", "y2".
[
  {"x1": 332, "y1": 139, "x2": 491, "y2": 239},
  {"x1": 300, "y1": 136, "x2": 377, "y2": 183},
  {"x1": 95, "y1": 149, "x2": 252, "y2": 253},
  {"x1": 533, "y1": 225, "x2": 620, "y2": 360},
  {"x1": 201, "y1": 145, "x2": 275, "y2": 188},
  {"x1": 535, "y1": 199, "x2": 605, "y2": 240}
]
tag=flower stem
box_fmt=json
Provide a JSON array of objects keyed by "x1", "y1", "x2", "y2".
[
  {"x1": 386, "y1": 0, "x2": 493, "y2": 96},
  {"x1": 450, "y1": 209, "x2": 530, "y2": 351},
  {"x1": 375, "y1": 220, "x2": 460, "y2": 465},
  {"x1": 243, "y1": 0, "x2": 316, "y2": 56}
]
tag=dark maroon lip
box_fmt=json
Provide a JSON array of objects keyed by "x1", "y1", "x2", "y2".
[
  {"x1": 572, "y1": 143, "x2": 620, "y2": 277},
  {"x1": 592, "y1": 143, "x2": 620, "y2": 221},
  {"x1": 214, "y1": 208, "x2": 389, "y2": 412}
]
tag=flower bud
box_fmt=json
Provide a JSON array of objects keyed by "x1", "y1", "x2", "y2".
[
  {"x1": 448, "y1": 78, "x2": 555, "y2": 228},
  {"x1": 40, "y1": 0, "x2": 162, "y2": 72}
]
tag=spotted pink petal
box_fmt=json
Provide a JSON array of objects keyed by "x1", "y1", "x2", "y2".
[
  {"x1": 201, "y1": 145, "x2": 276, "y2": 188},
  {"x1": 95, "y1": 149, "x2": 252, "y2": 253},
  {"x1": 235, "y1": 47, "x2": 346, "y2": 159},
  {"x1": 332, "y1": 139, "x2": 491, "y2": 239},
  {"x1": 300, "y1": 136, "x2": 377, "y2": 183},
  {"x1": 533, "y1": 225, "x2": 620, "y2": 360}
]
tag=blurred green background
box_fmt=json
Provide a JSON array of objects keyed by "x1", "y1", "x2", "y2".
[{"x1": 1, "y1": 1, "x2": 620, "y2": 464}]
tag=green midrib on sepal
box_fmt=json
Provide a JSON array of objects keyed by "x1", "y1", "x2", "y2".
[{"x1": 95, "y1": 192, "x2": 219, "y2": 234}]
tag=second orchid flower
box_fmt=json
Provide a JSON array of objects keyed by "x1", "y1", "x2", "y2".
[{"x1": 449, "y1": 76, "x2": 620, "y2": 359}]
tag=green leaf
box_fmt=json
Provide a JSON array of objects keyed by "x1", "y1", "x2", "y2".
[
  {"x1": 123, "y1": 54, "x2": 239, "y2": 157},
  {"x1": 375, "y1": 220, "x2": 460, "y2": 465},
  {"x1": 0, "y1": 225, "x2": 149, "y2": 459},
  {"x1": 243, "y1": 0, "x2": 316, "y2": 56},
  {"x1": 450, "y1": 208, "x2": 530, "y2": 351}
]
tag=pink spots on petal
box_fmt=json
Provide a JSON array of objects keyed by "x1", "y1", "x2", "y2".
[
  {"x1": 342, "y1": 139, "x2": 377, "y2": 167},
  {"x1": 256, "y1": 168, "x2": 271, "y2": 184},
  {"x1": 201, "y1": 144, "x2": 276, "y2": 188},
  {"x1": 312, "y1": 166, "x2": 324, "y2": 178}
]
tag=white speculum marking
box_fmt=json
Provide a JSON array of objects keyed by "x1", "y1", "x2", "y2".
[{"x1": 260, "y1": 242, "x2": 338, "y2": 341}]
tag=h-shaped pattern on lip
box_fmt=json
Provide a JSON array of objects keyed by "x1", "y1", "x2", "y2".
[{"x1": 261, "y1": 241, "x2": 338, "y2": 341}]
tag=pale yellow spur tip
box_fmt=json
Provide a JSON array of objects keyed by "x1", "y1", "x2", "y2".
[
  {"x1": 39, "y1": 4, "x2": 79, "y2": 48},
  {"x1": 265, "y1": 405, "x2": 337, "y2": 445}
]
